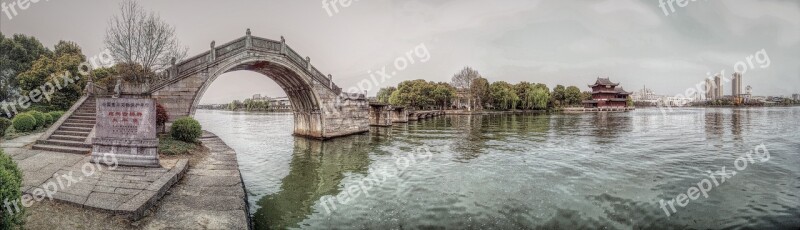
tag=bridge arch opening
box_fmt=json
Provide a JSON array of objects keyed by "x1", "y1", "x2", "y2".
[{"x1": 190, "y1": 59, "x2": 324, "y2": 137}]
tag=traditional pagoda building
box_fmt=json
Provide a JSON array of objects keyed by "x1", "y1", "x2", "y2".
[{"x1": 583, "y1": 77, "x2": 630, "y2": 108}]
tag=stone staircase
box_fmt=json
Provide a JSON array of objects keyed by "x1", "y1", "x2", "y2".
[{"x1": 32, "y1": 97, "x2": 96, "y2": 154}]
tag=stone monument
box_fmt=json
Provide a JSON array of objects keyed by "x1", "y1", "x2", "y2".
[{"x1": 91, "y1": 98, "x2": 159, "y2": 167}]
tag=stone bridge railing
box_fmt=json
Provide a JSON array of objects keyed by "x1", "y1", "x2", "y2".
[{"x1": 148, "y1": 29, "x2": 342, "y2": 95}]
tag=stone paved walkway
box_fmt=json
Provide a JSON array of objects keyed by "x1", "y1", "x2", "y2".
[
  {"x1": 142, "y1": 131, "x2": 249, "y2": 229},
  {"x1": 1, "y1": 132, "x2": 188, "y2": 220},
  {"x1": 3, "y1": 131, "x2": 249, "y2": 229}
]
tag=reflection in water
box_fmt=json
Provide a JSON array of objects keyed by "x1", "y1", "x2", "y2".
[
  {"x1": 196, "y1": 108, "x2": 800, "y2": 229},
  {"x1": 253, "y1": 134, "x2": 374, "y2": 229}
]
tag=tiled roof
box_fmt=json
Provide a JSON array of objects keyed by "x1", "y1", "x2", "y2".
[{"x1": 589, "y1": 77, "x2": 619, "y2": 87}]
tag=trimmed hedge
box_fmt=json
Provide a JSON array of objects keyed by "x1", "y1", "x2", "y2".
[
  {"x1": 48, "y1": 111, "x2": 65, "y2": 121},
  {"x1": 11, "y1": 114, "x2": 37, "y2": 132},
  {"x1": 0, "y1": 118, "x2": 11, "y2": 137},
  {"x1": 0, "y1": 149, "x2": 24, "y2": 229},
  {"x1": 170, "y1": 117, "x2": 202, "y2": 143},
  {"x1": 28, "y1": 111, "x2": 45, "y2": 127},
  {"x1": 42, "y1": 113, "x2": 54, "y2": 126}
]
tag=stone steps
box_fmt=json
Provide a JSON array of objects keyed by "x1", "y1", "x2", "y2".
[
  {"x1": 64, "y1": 119, "x2": 95, "y2": 124},
  {"x1": 50, "y1": 134, "x2": 87, "y2": 142},
  {"x1": 62, "y1": 123, "x2": 95, "y2": 129},
  {"x1": 33, "y1": 96, "x2": 97, "y2": 154},
  {"x1": 60, "y1": 126, "x2": 93, "y2": 132},
  {"x1": 54, "y1": 130, "x2": 90, "y2": 136},
  {"x1": 70, "y1": 115, "x2": 96, "y2": 121},
  {"x1": 73, "y1": 112, "x2": 96, "y2": 117},
  {"x1": 37, "y1": 139, "x2": 92, "y2": 148},
  {"x1": 31, "y1": 144, "x2": 91, "y2": 154}
]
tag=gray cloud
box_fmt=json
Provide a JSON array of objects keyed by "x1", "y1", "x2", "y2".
[{"x1": 1, "y1": 0, "x2": 797, "y2": 103}]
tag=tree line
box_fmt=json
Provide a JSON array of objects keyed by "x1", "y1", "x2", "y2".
[{"x1": 376, "y1": 67, "x2": 592, "y2": 110}]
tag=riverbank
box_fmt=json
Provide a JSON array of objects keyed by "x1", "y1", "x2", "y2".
[{"x1": 1, "y1": 131, "x2": 249, "y2": 229}]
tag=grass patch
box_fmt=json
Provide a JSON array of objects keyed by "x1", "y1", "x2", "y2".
[
  {"x1": 158, "y1": 135, "x2": 202, "y2": 155},
  {"x1": 4, "y1": 126, "x2": 47, "y2": 140}
]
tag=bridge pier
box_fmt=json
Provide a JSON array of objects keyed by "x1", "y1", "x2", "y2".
[
  {"x1": 368, "y1": 103, "x2": 392, "y2": 127},
  {"x1": 390, "y1": 107, "x2": 408, "y2": 123}
]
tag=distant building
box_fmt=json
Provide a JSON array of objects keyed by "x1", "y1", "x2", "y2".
[
  {"x1": 269, "y1": 97, "x2": 291, "y2": 110},
  {"x1": 583, "y1": 77, "x2": 630, "y2": 108},
  {"x1": 705, "y1": 78, "x2": 714, "y2": 100},
  {"x1": 631, "y1": 85, "x2": 657, "y2": 102},
  {"x1": 249, "y1": 94, "x2": 292, "y2": 110},
  {"x1": 731, "y1": 72, "x2": 742, "y2": 96},
  {"x1": 731, "y1": 72, "x2": 743, "y2": 104},
  {"x1": 793, "y1": 94, "x2": 799, "y2": 101},
  {"x1": 714, "y1": 74, "x2": 723, "y2": 100},
  {"x1": 452, "y1": 89, "x2": 472, "y2": 110}
]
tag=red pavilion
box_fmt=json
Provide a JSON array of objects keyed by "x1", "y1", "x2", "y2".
[{"x1": 583, "y1": 77, "x2": 630, "y2": 108}]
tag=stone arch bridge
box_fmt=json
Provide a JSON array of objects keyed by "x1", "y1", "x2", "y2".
[{"x1": 148, "y1": 29, "x2": 371, "y2": 139}]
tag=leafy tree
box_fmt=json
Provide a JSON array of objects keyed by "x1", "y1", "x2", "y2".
[
  {"x1": 582, "y1": 91, "x2": 593, "y2": 100},
  {"x1": 376, "y1": 87, "x2": 396, "y2": 104},
  {"x1": 389, "y1": 79, "x2": 435, "y2": 109},
  {"x1": 531, "y1": 85, "x2": 551, "y2": 110},
  {"x1": 551, "y1": 85, "x2": 566, "y2": 107},
  {"x1": 92, "y1": 66, "x2": 117, "y2": 93},
  {"x1": 490, "y1": 81, "x2": 519, "y2": 110},
  {"x1": 430, "y1": 82, "x2": 456, "y2": 109},
  {"x1": 470, "y1": 77, "x2": 490, "y2": 110},
  {"x1": 240, "y1": 98, "x2": 270, "y2": 111},
  {"x1": 0, "y1": 33, "x2": 51, "y2": 101},
  {"x1": 565, "y1": 86, "x2": 582, "y2": 106},
  {"x1": 627, "y1": 95, "x2": 634, "y2": 107},
  {"x1": 16, "y1": 41, "x2": 87, "y2": 110},
  {"x1": 514, "y1": 82, "x2": 534, "y2": 109},
  {"x1": 227, "y1": 100, "x2": 242, "y2": 110}
]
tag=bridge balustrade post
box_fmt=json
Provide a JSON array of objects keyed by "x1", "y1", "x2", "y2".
[
  {"x1": 306, "y1": 57, "x2": 311, "y2": 70},
  {"x1": 328, "y1": 74, "x2": 333, "y2": 88},
  {"x1": 169, "y1": 57, "x2": 177, "y2": 79},
  {"x1": 245, "y1": 28, "x2": 252, "y2": 48},
  {"x1": 210, "y1": 41, "x2": 216, "y2": 62},
  {"x1": 280, "y1": 36, "x2": 286, "y2": 55}
]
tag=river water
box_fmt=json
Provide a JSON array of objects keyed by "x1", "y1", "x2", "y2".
[{"x1": 194, "y1": 108, "x2": 800, "y2": 229}]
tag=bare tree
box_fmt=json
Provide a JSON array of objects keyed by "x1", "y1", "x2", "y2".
[
  {"x1": 104, "y1": 0, "x2": 187, "y2": 82},
  {"x1": 451, "y1": 66, "x2": 481, "y2": 90},
  {"x1": 450, "y1": 67, "x2": 481, "y2": 110}
]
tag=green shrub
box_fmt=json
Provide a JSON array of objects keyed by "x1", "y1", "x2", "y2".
[
  {"x1": 42, "y1": 113, "x2": 54, "y2": 126},
  {"x1": 170, "y1": 117, "x2": 202, "y2": 143},
  {"x1": 11, "y1": 114, "x2": 37, "y2": 132},
  {"x1": 0, "y1": 118, "x2": 11, "y2": 137},
  {"x1": 28, "y1": 111, "x2": 45, "y2": 127},
  {"x1": 0, "y1": 149, "x2": 24, "y2": 229},
  {"x1": 48, "y1": 111, "x2": 64, "y2": 121}
]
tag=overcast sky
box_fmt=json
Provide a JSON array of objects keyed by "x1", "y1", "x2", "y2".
[{"x1": 1, "y1": 0, "x2": 798, "y2": 104}]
